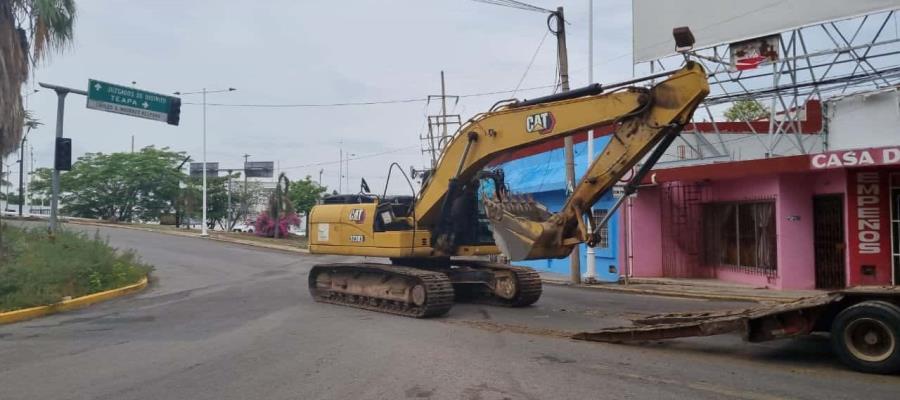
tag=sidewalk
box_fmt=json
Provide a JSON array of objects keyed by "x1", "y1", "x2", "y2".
[{"x1": 539, "y1": 272, "x2": 822, "y2": 303}]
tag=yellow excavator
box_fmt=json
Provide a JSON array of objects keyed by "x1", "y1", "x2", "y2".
[{"x1": 307, "y1": 47, "x2": 709, "y2": 317}]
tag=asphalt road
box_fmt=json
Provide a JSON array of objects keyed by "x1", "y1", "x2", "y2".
[{"x1": 1, "y1": 223, "x2": 898, "y2": 400}]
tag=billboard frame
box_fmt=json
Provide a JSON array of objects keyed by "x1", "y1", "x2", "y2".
[{"x1": 632, "y1": 8, "x2": 900, "y2": 161}]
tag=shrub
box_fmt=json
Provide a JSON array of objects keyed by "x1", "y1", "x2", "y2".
[
  {"x1": 254, "y1": 212, "x2": 300, "y2": 238},
  {"x1": 0, "y1": 226, "x2": 151, "y2": 312}
]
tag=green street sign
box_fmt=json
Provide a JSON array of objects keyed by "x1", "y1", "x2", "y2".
[{"x1": 86, "y1": 79, "x2": 181, "y2": 125}]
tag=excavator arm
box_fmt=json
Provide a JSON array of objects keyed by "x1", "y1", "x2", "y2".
[{"x1": 416, "y1": 61, "x2": 709, "y2": 259}]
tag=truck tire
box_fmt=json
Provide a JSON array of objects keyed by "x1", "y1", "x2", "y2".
[{"x1": 830, "y1": 300, "x2": 900, "y2": 374}]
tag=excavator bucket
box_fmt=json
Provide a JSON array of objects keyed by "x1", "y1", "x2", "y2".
[
  {"x1": 483, "y1": 62, "x2": 710, "y2": 261},
  {"x1": 483, "y1": 194, "x2": 573, "y2": 261}
]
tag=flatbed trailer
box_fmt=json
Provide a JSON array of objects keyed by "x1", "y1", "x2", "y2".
[{"x1": 573, "y1": 286, "x2": 900, "y2": 374}]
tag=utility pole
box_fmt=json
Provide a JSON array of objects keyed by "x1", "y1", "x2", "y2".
[
  {"x1": 318, "y1": 168, "x2": 323, "y2": 186},
  {"x1": 39, "y1": 82, "x2": 88, "y2": 233},
  {"x1": 584, "y1": 0, "x2": 597, "y2": 283},
  {"x1": 420, "y1": 73, "x2": 460, "y2": 168},
  {"x1": 552, "y1": 6, "x2": 580, "y2": 284},
  {"x1": 131, "y1": 134, "x2": 134, "y2": 153}
]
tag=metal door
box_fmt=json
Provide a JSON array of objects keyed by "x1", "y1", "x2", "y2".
[{"x1": 814, "y1": 195, "x2": 845, "y2": 289}]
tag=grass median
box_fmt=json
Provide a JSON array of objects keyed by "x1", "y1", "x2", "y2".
[{"x1": 0, "y1": 225, "x2": 151, "y2": 312}]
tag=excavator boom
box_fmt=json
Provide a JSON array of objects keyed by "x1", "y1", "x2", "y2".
[{"x1": 484, "y1": 62, "x2": 709, "y2": 260}]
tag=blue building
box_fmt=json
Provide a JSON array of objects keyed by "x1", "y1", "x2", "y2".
[{"x1": 494, "y1": 134, "x2": 621, "y2": 281}]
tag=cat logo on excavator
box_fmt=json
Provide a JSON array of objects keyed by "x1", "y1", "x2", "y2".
[
  {"x1": 525, "y1": 112, "x2": 555, "y2": 134},
  {"x1": 348, "y1": 208, "x2": 365, "y2": 223}
]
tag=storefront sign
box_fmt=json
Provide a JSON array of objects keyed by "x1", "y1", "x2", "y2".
[
  {"x1": 810, "y1": 146, "x2": 900, "y2": 169},
  {"x1": 846, "y1": 170, "x2": 892, "y2": 286}
]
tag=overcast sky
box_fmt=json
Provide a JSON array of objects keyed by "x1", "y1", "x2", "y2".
[{"x1": 21, "y1": 0, "x2": 633, "y2": 194}]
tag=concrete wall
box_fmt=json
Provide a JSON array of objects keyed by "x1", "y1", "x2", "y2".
[{"x1": 826, "y1": 88, "x2": 900, "y2": 151}]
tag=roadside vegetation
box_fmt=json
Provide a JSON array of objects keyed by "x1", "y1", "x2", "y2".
[{"x1": 0, "y1": 225, "x2": 150, "y2": 312}]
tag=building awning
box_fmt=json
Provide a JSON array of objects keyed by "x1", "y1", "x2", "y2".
[{"x1": 642, "y1": 145, "x2": 900, "y2": 185}]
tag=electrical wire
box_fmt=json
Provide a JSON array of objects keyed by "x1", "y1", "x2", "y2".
[
  {"x1": 279, "y1": 145, "x2": 420, "y2": 171},
  {"x1": 183, "y1": 83, "x2": 560, "y2": 109},
  {"x1": 470, "y1": 0, "x2": 553, "y2": 14},
  {"x1": 513, "y1": 30, "x2": 551, "y2": 97}
]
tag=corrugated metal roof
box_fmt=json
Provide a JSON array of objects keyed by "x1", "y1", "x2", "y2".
[{"x1": 497, "y1": 136, "x2": 612, "y2": 193}]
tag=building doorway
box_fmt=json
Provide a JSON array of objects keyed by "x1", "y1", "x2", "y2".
[{"x1": 814, "y1": 195, "x2": 846, "y2": 289}]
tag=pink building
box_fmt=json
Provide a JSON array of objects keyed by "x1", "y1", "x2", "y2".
[{"x1": 621, "y1": 146, "x2": 900, "y2": 290}]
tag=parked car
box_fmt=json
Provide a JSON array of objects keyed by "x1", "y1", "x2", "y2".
[{"x1": 231, "y1": 221, "x2": 255, "y2": 233}]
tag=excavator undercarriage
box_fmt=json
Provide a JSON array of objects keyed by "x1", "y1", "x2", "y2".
[{"x1": 308, "y1": 259, "x2": 541, "y2": 318}]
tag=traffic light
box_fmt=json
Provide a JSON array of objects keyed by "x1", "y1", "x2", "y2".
[
  {"x1": 55, "y1": 137, "x2": 72, "y2": 171},
  {"x1": 167, "y1": 97, "x2": 181, "y2": 126}
]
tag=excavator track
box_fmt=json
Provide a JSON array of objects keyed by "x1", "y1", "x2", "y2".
[
  {"x1": 450, "y1": 261, "x2": 543, "y2": 307},
  {"x1": 493, "y1": 266, "x2": 543, "y2": 307},
  {"x1": 308, "y1": 263, "x2": 454, "y2": 318}
]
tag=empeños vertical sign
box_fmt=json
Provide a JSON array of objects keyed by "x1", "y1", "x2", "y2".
[{"x1": 846, "y1": 170, "x2": 892, "y2": 286}]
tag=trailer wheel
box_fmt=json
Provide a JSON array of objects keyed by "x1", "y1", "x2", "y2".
[{"x1": 831, "y1": 300, "x2": 900, "y2": 374}]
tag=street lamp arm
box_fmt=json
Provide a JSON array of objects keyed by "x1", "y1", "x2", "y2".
[{"x1": 173, "y1": 88, "x2": 237, "y2": 96}]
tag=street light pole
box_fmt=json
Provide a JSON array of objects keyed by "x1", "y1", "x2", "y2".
[
  {"x1": 19, "y1": 89, "x2": 39, "y2": 216},
  {"x1": 584, "y1": 0, "x2": 598, "y2": 282},
  {"x1": 202, "y1": 88, "x2": 208, "y2": 236},
  {"x1": 346, "y1": 153, "x2": 356, "y2": 192},
  {"x1": 17, "y1": 131, "x2": 29, "y2": 216},
  {"x1": 174, "y1": 87, "x2": 236, "y2": 236}
]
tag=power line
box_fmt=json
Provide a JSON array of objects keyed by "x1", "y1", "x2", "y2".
[
  {"x1": 513, "y1": 30, "x2": 551, "y2": 97},
  {"x1": 279, "y1": 145, "x2": 420, "y2": 170},
  {"x1": 182, "y1": 83, "x2": 558, "y2": 108},
  {"x1": 470, "y1": 0, "x2": 553, "y2": 14}
]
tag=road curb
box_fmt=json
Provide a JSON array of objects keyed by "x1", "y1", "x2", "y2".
[
  {"x1": 0, "y1": 276, "x2": 149, "y2": 325},
  {"x1": 67, "y1": 220, "x2": 309, "y2": 254},
  {"x1": 541, "y1": 279, "x2": 800, "y2": 303}
]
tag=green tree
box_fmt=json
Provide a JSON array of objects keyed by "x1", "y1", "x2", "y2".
[
  {"x1": 27, "y1": 166, "x2": 51, "y2": 199},
  {"x1": 724, "y1": 100, "x2": 770, "y2": 122},
  {"x1": 287, "y1": 175, "x2": 327, "y2": 216},
  {"x1": 181, "y1": 175, "x2": 229, "y2": 229},
  {"x1": 39, "y1": 147, "x2": 187, "y2": 221},
  {"x1": 1, "y1": 0, "x2": 77, "y2": 156},
  {"x1": 226, "y1": 177, "x2": 264, "y2": 230}
]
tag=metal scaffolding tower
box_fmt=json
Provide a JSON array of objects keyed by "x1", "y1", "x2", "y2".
[{"x1": 636, "y1": 9, "x2": 900, "y2": 161}]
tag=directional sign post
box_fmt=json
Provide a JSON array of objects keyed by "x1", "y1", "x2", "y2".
[{"x1": 86, "y1": 80, "x2": 181, "y2": 125}]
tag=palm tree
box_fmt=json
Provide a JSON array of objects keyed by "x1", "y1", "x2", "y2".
[{"x1": 0, "y1": 0, "x2": 76, "y2": 156}]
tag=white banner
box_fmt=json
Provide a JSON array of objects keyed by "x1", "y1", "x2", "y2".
[{"x1": 633, "y1": 0, "x2": 899, "y2": 63}]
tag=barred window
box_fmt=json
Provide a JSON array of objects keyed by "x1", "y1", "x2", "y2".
[
  {"x1": 592, "y1": 209, "x2": 609, "y2": 248},
  {"x1": 702, "y1": 201, "x2": 776, "y2": 275}
]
